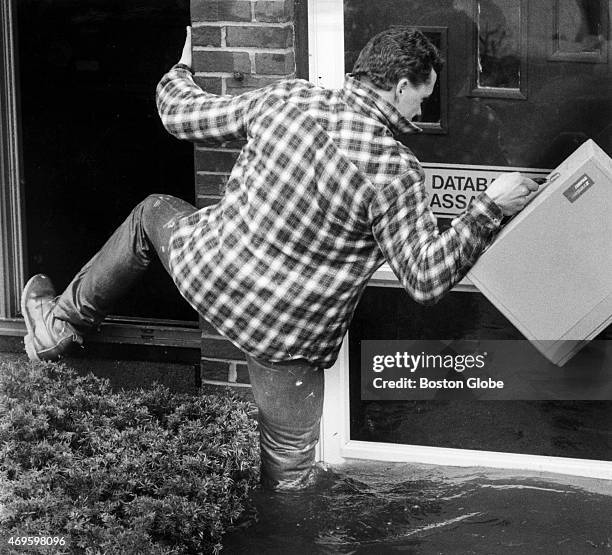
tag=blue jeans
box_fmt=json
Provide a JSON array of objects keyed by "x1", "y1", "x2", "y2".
[
  {"x1": 246, "y1": 355, "x2": 324, "y2": 490},
  {"x1": 53, "y1": 194, "x2": 324, "y2": 490}
]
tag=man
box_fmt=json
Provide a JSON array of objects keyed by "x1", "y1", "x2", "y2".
[{"x1": 22, "y1": 27, "x2": 538, "y2": 490}]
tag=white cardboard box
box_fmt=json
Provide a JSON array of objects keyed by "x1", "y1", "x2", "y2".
[{"x1": 468, "y1": 139, "x2": 612, "y2": 366}]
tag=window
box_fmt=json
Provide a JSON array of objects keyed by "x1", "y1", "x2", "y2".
[
  {"x1": 349, "y1": 288, "x2": 612, "y2": 463},
  {"x1": 343, "y1": 2, "x2": 449, "y2": 132},
  {"x1": 0, "y1": 0, "x2": 201, "y2": 348},
  {"x1": 469, "y1": 0, "x2": 528, "y2": 99},
  {"x1": 550, "y1": 0, "x2": 609, "y2": 62},
  {"x1": 310, "y1": 0, "x2": 612, "y2": 479},
  {"x1": 16, "y1": 0, "x2": 195, "y2": 323}
]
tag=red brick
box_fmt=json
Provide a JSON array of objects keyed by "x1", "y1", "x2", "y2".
[
  {"x1": 196, "y1": 195, "x2": 221, "y2": 208},
  {"x1": 236, "y1": 363, "x2": 251, "y2": 384},
  {"x1": 193, "y1": 50, "x2": 251, "y2": 73},
  {"x1": 202, "y1": 336, "x2": 246, "y2": 360},
  {"x1": 195, "y1": 148, "x2": 240, "y2": 172},
  {"x1": 191, "y1": 0, "x2": 252, "y2": 23},
  {"x1": 192, "y1": 25, "x2": 222, "y2": 47},
  {"x1": 220, "y1": 0, "x2": 254, "y2": 21},
  {"x1": 254, "y1": 0, "x2": 294, "y2": 23},
  {"x1": 226, "y1": 25, "x2": 293, "y2": 48},
  {"x1": 199, "y1": 315, "x2": 222, "y2": 335},
  {"x1": 194, "y1": 75, "x2": 223, "y2": 95},
  {"x1": 191, "y1": 0, "x2": 218, "y2": 22},
  {"x1": 196, "y1": 172, "x2": 229, "y2": 196},
  {"x1": 254, "y1": 51, "x2": 295, "y2": 75},
  {"x1": 200, "y1": 358, "x2": 231, "y2": 381}
]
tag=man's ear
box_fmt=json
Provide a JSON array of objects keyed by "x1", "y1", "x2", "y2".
[{"x1": 395, "y1": 78, "x2": 411, "y2": 97}]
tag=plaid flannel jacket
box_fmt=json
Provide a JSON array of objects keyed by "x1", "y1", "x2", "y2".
[{"x1": 156, "y1": 65, "x2": 503, "y2": 369}]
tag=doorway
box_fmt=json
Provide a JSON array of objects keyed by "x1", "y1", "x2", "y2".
[{"x1": 17, "y1": 0, "x2": 196, "y2": 322}]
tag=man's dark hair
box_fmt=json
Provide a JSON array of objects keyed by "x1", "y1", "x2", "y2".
[{"x1": 352, "y1": 27, "x2": 443, "y2": 90}]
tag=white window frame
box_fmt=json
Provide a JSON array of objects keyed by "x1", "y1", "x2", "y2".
[{"x1": 309, "y1": 0, "x2": 612, "y2": 480}]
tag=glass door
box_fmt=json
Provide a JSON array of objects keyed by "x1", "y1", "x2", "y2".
[{"x1": 312, "y1": 0, "x2": 612, "y2": 477}]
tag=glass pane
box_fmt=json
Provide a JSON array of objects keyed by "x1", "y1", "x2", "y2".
[
  {"x1": 344, "y1": 1, "x2": 443, "y2": 125},
  {"x1": 477, "y1": 0, "x2": 521, "y2": 89},
  {"x1": 17, "y1": 0, "x2": 196, "y2": 321},
  {"x1": 342, "y1": 1, "x2": 612, "y2": 462},
  {"x1": 349, "y1": 287, "x2": 612, "y2": 461},
  {"x1": 556, "y1": 0, "x2": 606, "y2": 54}
]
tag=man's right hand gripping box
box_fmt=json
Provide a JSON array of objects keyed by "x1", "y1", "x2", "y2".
[{"x1": 468, "y1": 139, "x2": 612, "y2": 366}]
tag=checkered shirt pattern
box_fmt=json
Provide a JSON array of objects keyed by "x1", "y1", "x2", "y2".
[{"x1": 156, "y1": 65, "x2": 503, "y2": 369}]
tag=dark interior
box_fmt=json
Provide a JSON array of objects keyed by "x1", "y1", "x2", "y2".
[{"x1": 17, "y1": 0, "x2": 196, "y2": 321}]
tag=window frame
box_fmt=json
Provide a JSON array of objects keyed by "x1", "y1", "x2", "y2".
[
  {"x1": 467, "y1": 0, "x2": 529, "y2": 100},
  {"x1": 0, "y1": 0, "x2": 26, "y2": 323},
  {"x1": 548, "y1": 0, "x2": 609, "y2": 64},
  {"x1": 412, "y1": 26, "x2": 449, "y2": 134}
]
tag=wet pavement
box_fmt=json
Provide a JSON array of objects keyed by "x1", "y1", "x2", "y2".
[{"x1": 223, "y1": 461, "x2": 612, "y2": 554}]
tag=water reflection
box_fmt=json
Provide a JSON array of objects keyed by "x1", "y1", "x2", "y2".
[
  {"x1": 354, "y1": 401, "x2": 612, "y2": 461},
  {"x1": 223, "y1": 463, "x2": 612, "y2": 553},
  {"x1": 475, "y1": 0, "x2": 521, "y2": 89},
  {"x1": 349, "y1": 288, "x2": 612, "y2": 462}
]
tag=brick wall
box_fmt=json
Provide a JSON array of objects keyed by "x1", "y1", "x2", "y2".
[{"x1": 190, "y1": 0, "x2": 298, "y2": 388}]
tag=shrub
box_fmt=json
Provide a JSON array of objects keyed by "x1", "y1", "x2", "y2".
[{"x1": 0, "y1": 360, "x2": 259, "y2": 554}]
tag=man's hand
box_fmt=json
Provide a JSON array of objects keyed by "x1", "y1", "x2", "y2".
[
  {"x1": 486, "y1": 172, "x2": 540, "y2": 216},
  {"x1": 178, "y1": 26, "x2": 192, "y2": 69}
]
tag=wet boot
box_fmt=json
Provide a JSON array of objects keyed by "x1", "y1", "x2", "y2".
[
  {"x1": 246, "y1": 355, "x2": 326, "y2": 491},
  {"x1": 21, "y1": 274, "x2": 83, "y2": 361}
]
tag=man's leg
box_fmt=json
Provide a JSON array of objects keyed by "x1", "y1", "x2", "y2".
[
  {"x1": 245, "y1": 355, "x2": 325, "y2": 491},
  {"x1": 22, "y1": 194, "x2": 196, "y2": 360}
]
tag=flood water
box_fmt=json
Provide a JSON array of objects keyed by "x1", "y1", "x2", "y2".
[{"x1": 223, "y1": 462, "x2": 612, "y2": 554}]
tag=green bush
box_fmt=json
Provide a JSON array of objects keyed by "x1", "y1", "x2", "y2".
[{"x1": 0, "y1": 360, "x2": 259, "y2": 554}]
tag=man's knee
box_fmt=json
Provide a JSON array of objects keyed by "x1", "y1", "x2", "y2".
[
  {"x1": 134, "y1": 194, "x2": 172, "y2": 227},
  {"x1": 139, "y1": 194, "x2": 166, "y2": 213},
  {"x1": 137, "y1": 194, "x2": 194, "y2": 224}
]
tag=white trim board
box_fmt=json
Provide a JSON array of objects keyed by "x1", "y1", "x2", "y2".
[
  {"x1": 338, "y1": 442, "x2": 612, "y2": 481},
  {"x1": 307, "y1": 0, "x2": 344, "y2": 89}
]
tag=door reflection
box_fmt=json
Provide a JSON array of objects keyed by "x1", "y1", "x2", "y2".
[{"x1": 349, "y1": 287, "x2": 612, "y2": 461}]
